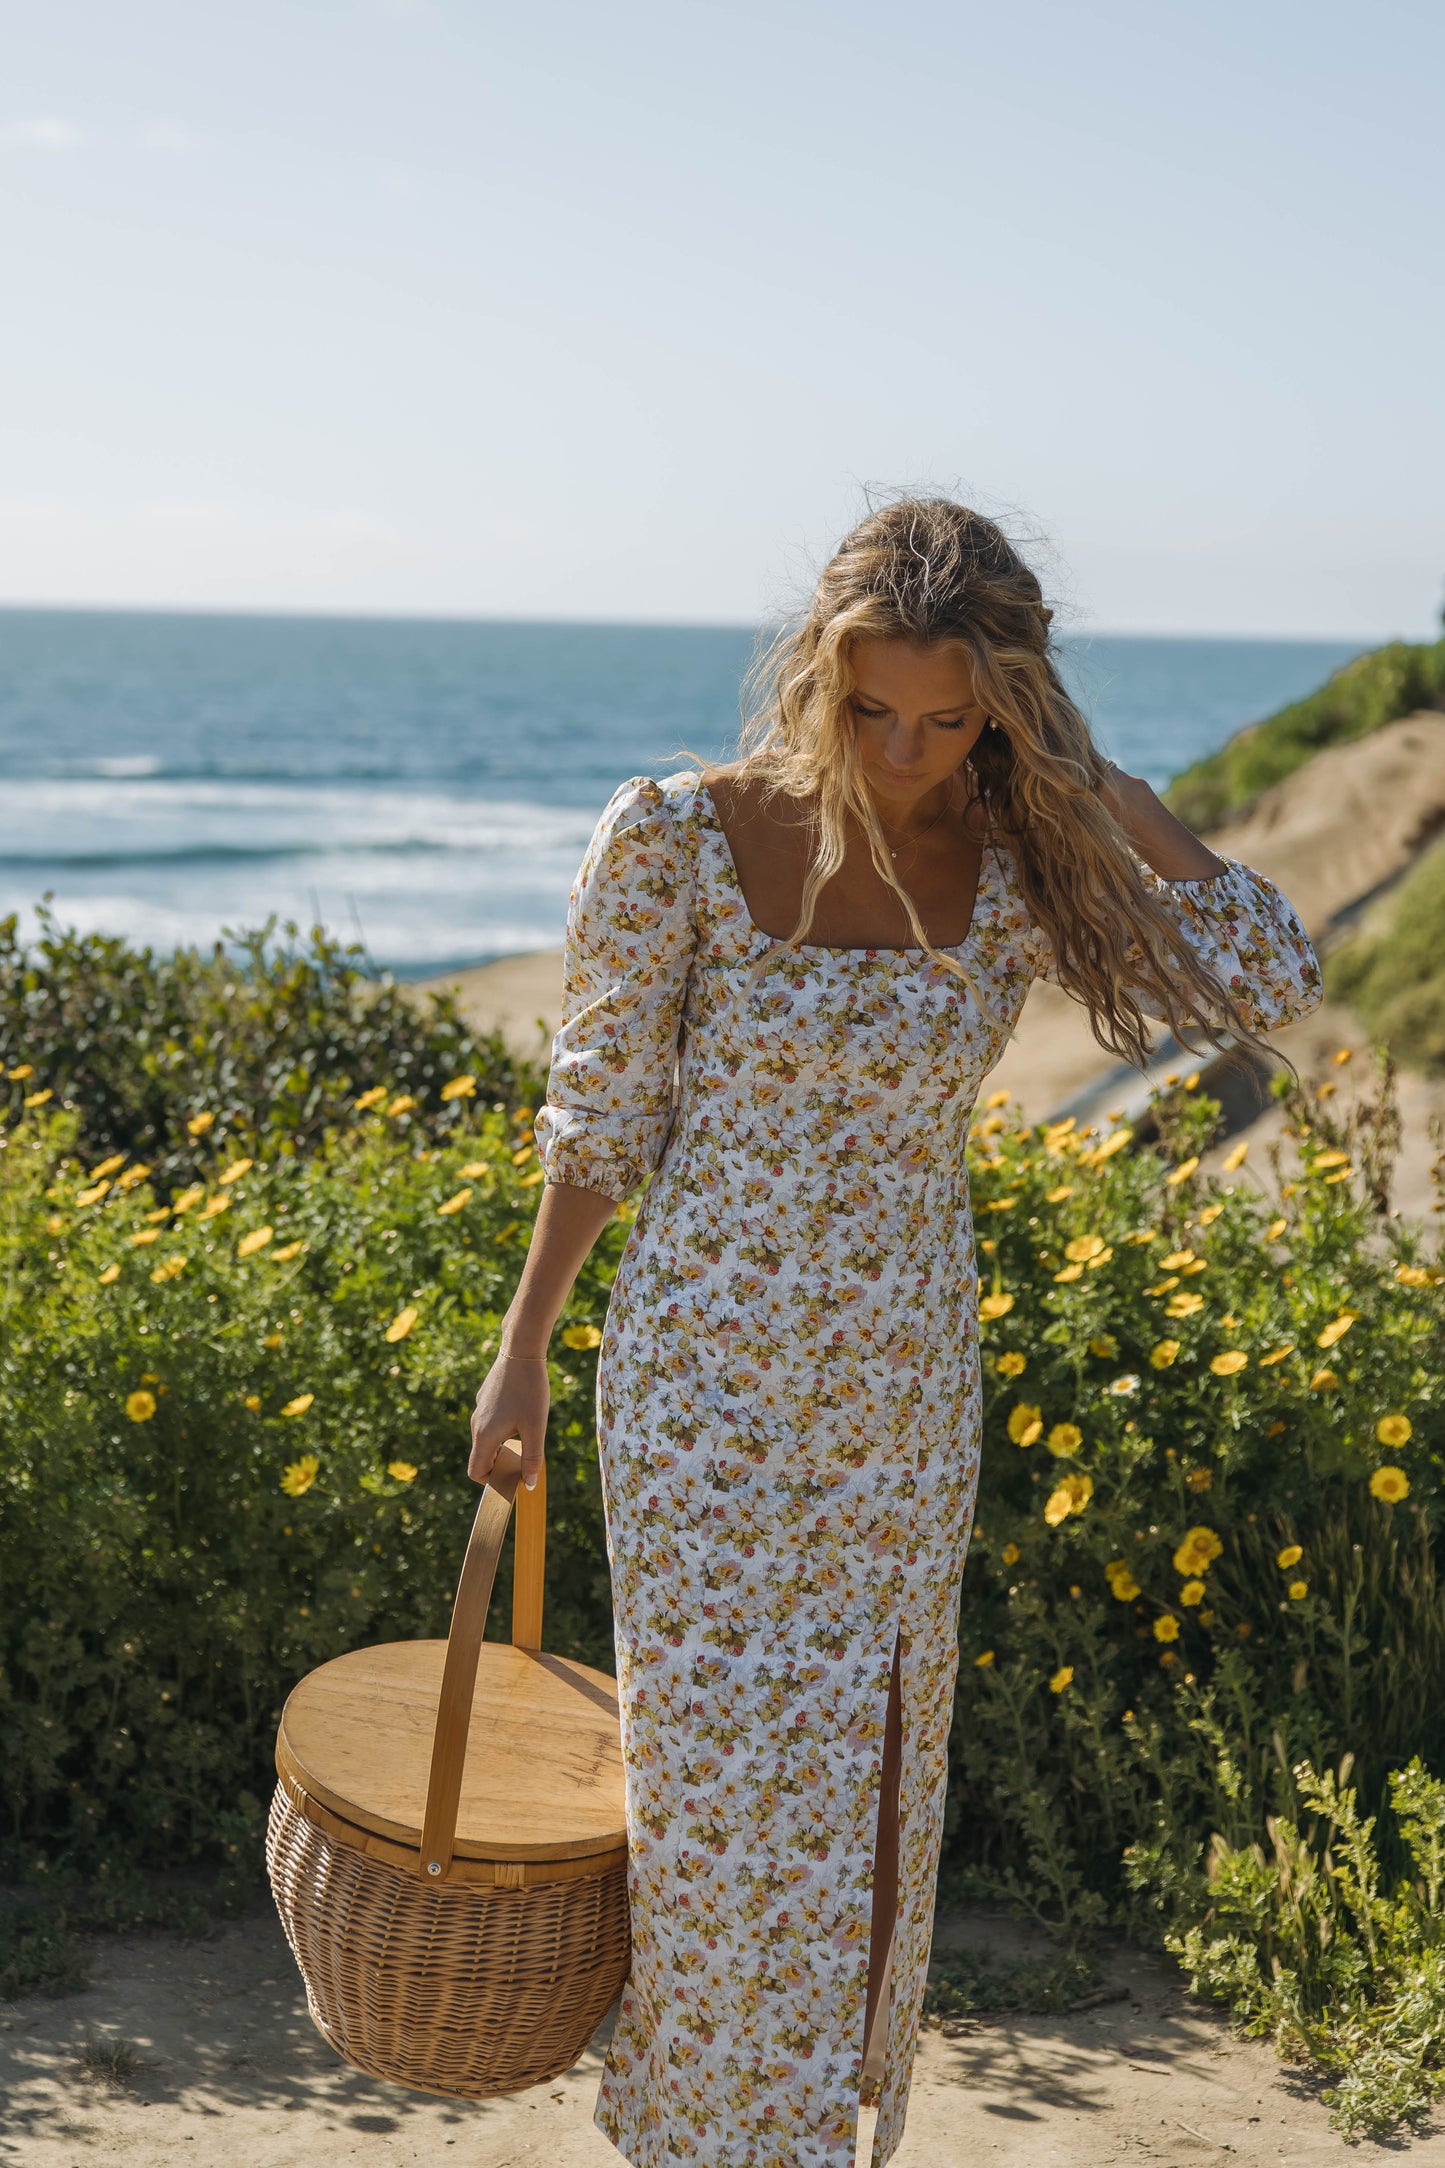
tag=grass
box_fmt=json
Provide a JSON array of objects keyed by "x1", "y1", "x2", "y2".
[{"x1": 75, "y1": 2036, "x2": 148, "y2": 2087}]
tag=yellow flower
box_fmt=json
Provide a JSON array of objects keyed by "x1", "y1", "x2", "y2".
[
  {"x1": 75, "y1": 1180, "x2": 111, "y2": 1206},
  {"x1": 1311, "y1": 1149, "x2": 1350, "y2": 1172},
  {"x1": 459, "y1": 1160, "x2": 491, "y2": 1178},
  {"x1": 440, "y1": 1074, "x2": 477, "y2": 1101},
  {"x1": 511, "y1": 1143, "x2": 535, "y2": 1165},
  {"x1": 1316, "y1": 1313, "x2": 1356, "y2": 1349},
  {"x1": 1173, "y1": 1526, "x2": 1223, "y2": 1576},
  {"x1": 114, "y1": 1163, "x2": 151, "y2": 1191},
  {"x1": 1153, "y1": 1614, "x2": 1180, "y2": 1642},
  {"x1": 353, "y1": 1086, "x2": 389, "y2": 1111},
  {"x1": 1276, "y1": 1544, "x2": 1303, "y2": 1569},
  {"x1": 7, "y1": 1062, "x2": 34, "y2": 1079},
  {"x1": 1288, "y1": 1581, "x2": 1308, "y2": 1600},
  {"x1": 1309, "y1": 1369, "x2": 1339, "y2": 1392},
  {"x1": 1000, "y1": 1542, "x2": 1021, "y2": 1566},
  {"x1": 1043, "y1": 1472, "x2": 1094, "y2": 1526},
  {"x1": 1053, "y1": 1263, "x2": 1084, "y2": 1283},
  {"x1": 1186, "y1": 1468, "x2": 1213, "y2": 1493},
  {"x1": 1105, "y1": 1560, "x2": 1141, "y2": 1602},
  {"x1": 985, "y1": 1088, "x2": 1009, "y2": 1108},
  {"x1": 1150, "y1": 1339, "x2": 1181, "y2": 1369},
  {"x1": 386, "y1": 1306, "x2": 419, "y2": 1343},
  {"x1": 1092, "y1": 1127, "x2": 1132, "y2": 1161},
  {"x1": 150, "y1": 1256, "x2": 188, "y2": 1283},
  {"x1": 387, "y1": 1460, "x2": 419, "y2": 1483},
  {"x1": 244, "y1": 1394, "x2": 261, "y2": 1412},
  {"x1": 270, "y1": 1240, "x2": 305, "y2": 1261},
  {"x1": 264, "y1": 1331, "x2": 283, "y2": 1350},
  {"x1": 562, "y1": 1322, "x2": 603, "y2": 1350},
  {"x1": 995, "y1": 1350, "x2": 1027, "y2": 1378},
  {"x1": 1045, "y1": 1185, "x2": 1074, "y2": 1204},
  {"x1": 1065, "y1": 1234, "x2": 1106, "y2": 1263},
  {"x1": 280, "y1": 1455, "x2": 320, "y2": 1496},
  {"x1": 1369, "y1": 1466, "x2": 1410, "y2": 1503},
  {"x1": 98, "y1": 1263, "x2": 121, "y2": 1285},
  {"x1": 89, "y1": 1153, "x2": 126, "y2": 1180},
  {"x1": 1161, "y1": 1249, "x2": 1196, "y2": 1271},
  {"x1": 978, "y1": 1292, "x2": 1014, "y2": 1320},
  {"x1": 1210, "y1": 1350, "x2": 1248, "y2": 1376},
  {"x1": 1165, "y1": 1292, "x2": 1205, "y2": 1319},
  {"x1": 125, "y1": 1389, "x2": 157, "y2": 1423},
  {"x1": 237, "y1": 1227, "x2": 273, "y2": 1258},
  {"x1": 24, "y1": 1088, "x2": 53, "y2": 1107},
  {"x1": 437, "y1": 1187, "x2": 473, "y2": 1217},
  {"x1": 386, "y1": 1094, "x2": 417, "y2": 1117},
  {"x1": 187, "y1": 1111, "x2": 215, "y2": 1137},
  {"x1": 1221, "y1": 1139, "x2": 1249, "y2": 1171},
  {"x1": 1258, "y1": 1345, "x2": 1294, "y2": 1366},
  {"x1": 1179, "y1": 1579, "x2": 1205, "y2": 1606},
  {"x1": 1376, "y1": 1414, "x2": 1413, "y2": 1448},
  {"x1": 1049, "y1": 1666, "x2": 1074, "y2": 1693},
  {"x1": 281, "y1": 1393, "x2": 315, "y2": 1418},
  {"x1": 1046, "y1": 1422, "x2": 1083, "y2": 1458},
  {"x1": 1007, "y1": 1403, "x2": 1043, "y2": 1447},
  {"x1": 985, "y1": 1195, "x2": 1018, "y2": 1213},
  {"x1": 1088, "y1": 1335, "x2": 1118, "y2": 1359},
  {"x1": 1265, "y1": 1218, "x2": 1288, "y2": 1241},
  {"x1": 1395, "y1": 1263, "x2": 1440, "y2": 1289},
  {"x1": 1164, "y1": 1157, "x2": 1200, "y2": 1186},
  {"x1": 171, "y1": 1185, "x2": 205, "y2": 1215},
  {"x1": 219, "y1": 1158, "x2": 253, "y2": 1186},
  {"x1": 975, "y1": 1649, "x2": 996, "y2": 1667}
]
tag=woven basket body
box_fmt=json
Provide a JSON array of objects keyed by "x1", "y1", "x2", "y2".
[{"x1": 266, "y1": 1448, "x2": 630, "y2": 2099}]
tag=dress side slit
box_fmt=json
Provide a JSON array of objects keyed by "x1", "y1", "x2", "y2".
[{"x1": 861, "y1": 1626, "x2": 904, "y2": 2097}]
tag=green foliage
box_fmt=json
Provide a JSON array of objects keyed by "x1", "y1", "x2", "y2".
[
  {"x1": 0, "y1": 904, "x2": 538, "y2": 1189},
  {"x1": 1326, "y1": 838, "x2": 1445, "y2": 1074},
  {"x1": 4, "y1": 1006, "x2": 1445, "y2": 2135},
  {"x1": 0, "y1": 1102, "x2": 622, "y2": 1868},
  {"x1": 1167, "y1": 1757, "x2": 1445, "y2": 2142},
  {"x1": 1165, "y1": 636, "x2": 1445, "y2": 830}
]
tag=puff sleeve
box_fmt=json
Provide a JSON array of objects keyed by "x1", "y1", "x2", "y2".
[
  {"x1": 532, "y1": 776, "x2": 699, "y2": 1202},
  {"x1": 1028, "y1": 855, "x2": 1323, "y2": 1031},
  {"x1": 1135, "y1": 858, "x2": 1322, "y2": 1029}
]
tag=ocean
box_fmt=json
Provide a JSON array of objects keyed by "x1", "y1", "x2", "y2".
[{"x1": 0, "y1": 610, "x2": 1362, "y2": 977}]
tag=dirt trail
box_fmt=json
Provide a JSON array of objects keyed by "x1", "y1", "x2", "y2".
[{"x1": 3, "y1": 1905, "x2": 1442, "y2": 2166}]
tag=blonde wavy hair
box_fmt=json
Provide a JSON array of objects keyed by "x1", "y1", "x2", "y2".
[{"x1": 685, "y1": 495, "x2": 1263, "y2": 1071}]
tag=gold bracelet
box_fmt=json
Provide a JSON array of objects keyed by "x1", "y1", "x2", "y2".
[{"x1": 501, "y1": 1350, "x2": 548, "y2": 1362}]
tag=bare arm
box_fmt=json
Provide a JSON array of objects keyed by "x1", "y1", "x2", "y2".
[
  {"x1": 468, "y1": 1181, "x2": 621, "y2": 1491},
  {"x1": 1100, "y1": 765, "x2": 1228, "y2": 880}
]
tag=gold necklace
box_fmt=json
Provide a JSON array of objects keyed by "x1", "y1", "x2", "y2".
[{"x1": 879, "y1": 794, "x2": 952, "y2": 859}]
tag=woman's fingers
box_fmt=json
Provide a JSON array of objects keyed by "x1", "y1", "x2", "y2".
[{"x1": 468, "y1": 1373, "x2": 548, "y2": 1489}]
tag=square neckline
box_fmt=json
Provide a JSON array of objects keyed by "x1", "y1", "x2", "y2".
[{"x1": 692, "y1": 773, "x2": 999, "y2": 958}]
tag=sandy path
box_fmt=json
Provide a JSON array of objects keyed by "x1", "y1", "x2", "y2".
[{"x1": 3, "y1": 1905, "x2": 1440, "y2": 2166}]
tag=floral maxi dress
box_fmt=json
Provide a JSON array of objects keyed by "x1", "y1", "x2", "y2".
[{"x1": 532, "y1": 770, "x2": 1322, "y2": 2168}]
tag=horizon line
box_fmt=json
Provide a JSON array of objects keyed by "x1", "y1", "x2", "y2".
[{"x1": 0, "y1": 598, "x2": 1405, "y2": 647}]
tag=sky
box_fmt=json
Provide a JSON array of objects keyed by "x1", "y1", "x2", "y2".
[{"x1": 0, "y1": 0, "x2": 1441, "y2": 638}]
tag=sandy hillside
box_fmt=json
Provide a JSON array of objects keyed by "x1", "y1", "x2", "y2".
[{"x1": 5, "y1": 1902, "x2": 1439, "y2": 2167}]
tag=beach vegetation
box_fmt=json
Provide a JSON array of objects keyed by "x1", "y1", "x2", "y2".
[
  {"x1": 1165, "y1": 634, "x2": 1445, "y2": 830},
  {"x1": 1325, "y1": 835, "x2": 1445, "y2": 1074},
  {"x1": 2, "y1": 1020, "x2": 1444, "y2": 2134}
]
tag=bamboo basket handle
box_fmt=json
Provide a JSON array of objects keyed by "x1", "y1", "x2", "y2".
[{"x1": 420, "y1": 1444, "x2": 548, "y2": 1881}]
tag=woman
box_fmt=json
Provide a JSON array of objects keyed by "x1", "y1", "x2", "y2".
[{"x1": 468, "y1": 499, "x2": 1322, "y2": 2168}]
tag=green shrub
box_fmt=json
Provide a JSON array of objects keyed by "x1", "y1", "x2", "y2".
[
  {"x1": 0, "y1": 906, "x2": 538, "y2": 1190},
  {"x1": 0, "y1": 1100, "x2": 621, "y2": 1867},
  {"x1": 1326, "y1": 838, "x2": 1445, "y2": 1074},
  {"x1": 3, "y1": 1030, "x2": 1444, "y2": 2134},
  {"x1": 1166, "y1": 636, "x2": 1445, "y2": 830}
]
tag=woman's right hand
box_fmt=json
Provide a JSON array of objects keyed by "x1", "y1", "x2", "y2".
[{"x1": 469, "y1": 1351, "x2": 549, "y2": 1493}]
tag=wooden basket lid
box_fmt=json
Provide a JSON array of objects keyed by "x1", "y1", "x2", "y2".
[{"x1": 276, "y1": 1638, "x2": 627, "y2": 1863}]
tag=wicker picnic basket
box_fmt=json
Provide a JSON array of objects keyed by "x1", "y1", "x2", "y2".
[{"x1": 266, "y1": 1443, "x2": 630, "y2": 2099}]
